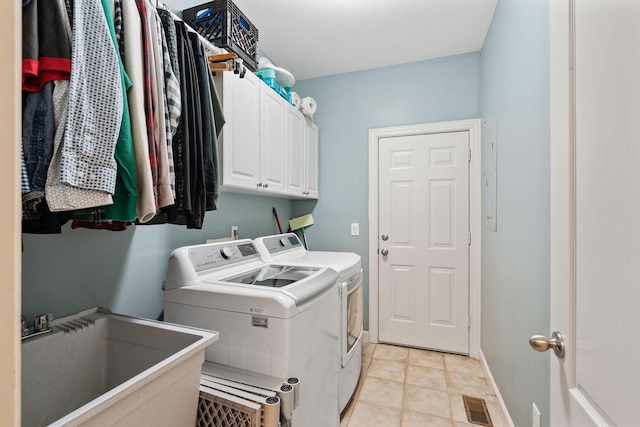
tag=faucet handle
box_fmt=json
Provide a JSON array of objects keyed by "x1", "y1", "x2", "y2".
[
  {"x1": 34, "y1": 313, "x2": 53, "y2": 332},
  {"x1": 21, "y1": 316, "x2": 28, "y2": 337}
]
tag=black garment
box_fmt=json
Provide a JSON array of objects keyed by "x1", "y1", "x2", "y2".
[
  {"x1": 173, "y1": 22, "x2": 205, "y2": 229},
  {"x1": 189, "y1": 33, "x2": 216, "y2": 211}
]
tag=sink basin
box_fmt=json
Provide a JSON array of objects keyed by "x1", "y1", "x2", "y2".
[{"x1": 22, "y1": 308, "x2": 218, "y2": 427}]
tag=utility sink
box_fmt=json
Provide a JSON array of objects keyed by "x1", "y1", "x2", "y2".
[{"x1": 22, "y1": 308, "x2": 218, "y2": 427}]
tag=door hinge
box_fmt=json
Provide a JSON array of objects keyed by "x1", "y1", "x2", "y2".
[
  {"x1": 468, "y1": 232, "x2": 471, "y2": 245},
  {"x1": 468, "y1": 149, "x2": 471, "y2": 163}
]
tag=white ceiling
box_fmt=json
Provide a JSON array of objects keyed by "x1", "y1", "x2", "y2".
[{"x1": 231, "y1": 0, "x2": 498, "y2": 81}]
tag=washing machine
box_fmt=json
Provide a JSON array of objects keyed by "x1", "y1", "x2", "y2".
[
  {"x1": 163, "y1": 239, "x2": 341, "y2": 427},
  {"x1": 254, "y1": 233, "x2": 363, "y2": 413}
]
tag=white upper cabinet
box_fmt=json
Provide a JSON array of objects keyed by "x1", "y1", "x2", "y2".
[
  {"x1": 259, "y1": 83, "x2": 287, "y2": 194},
  {"x1": 216, "y1": 70, "x2": 261, "y2": 190},
  {"x1": 215, "y1": 71, "x2": 318, "y2": 199}
]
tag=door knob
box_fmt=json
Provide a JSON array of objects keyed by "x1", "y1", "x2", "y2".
[
  {"x1": 381, "y1": 234, "x2": 389, "y2": 241},
  {"x1": 529, "y1": 331, "x2": 565, "y2": 358},
  {"x1": 381, "y1": 249, "x2": 389, "y2": 256}
]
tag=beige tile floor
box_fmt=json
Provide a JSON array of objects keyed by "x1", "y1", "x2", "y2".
[{"x1": 339, "y1": 342, "x2": 508, "y2": 427}]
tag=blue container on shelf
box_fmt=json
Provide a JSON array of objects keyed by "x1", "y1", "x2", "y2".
[
  {"x1": 255, "y1": 68, "x2": 276, "y2": 87},
  {"x1": 255, "y1": 69, "x2": 293, "y2": 105}
]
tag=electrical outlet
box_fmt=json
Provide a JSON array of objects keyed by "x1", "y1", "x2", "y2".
[
  {"x1": 350, "y1": 223, "x2": 359, "y2": 236},
  {"x1": 231, "y1": 226, "x2": 239, "y2": 239},
  {"x1": 532, "y1": 403, "x2": 541, "y2": 427}
]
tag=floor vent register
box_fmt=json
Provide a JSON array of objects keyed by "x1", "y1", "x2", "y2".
[{"x1": 462, "y1": 395, "x2": 493, "y2": 426}]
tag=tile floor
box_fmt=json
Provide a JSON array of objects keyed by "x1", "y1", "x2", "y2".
[{"x1": 339, "y1": 342, "x2": 508, "y2": 427}]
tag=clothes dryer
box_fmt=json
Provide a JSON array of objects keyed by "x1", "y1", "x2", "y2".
[{"x1": 254, "y1": 233, "x2": 363, "y2": 412}]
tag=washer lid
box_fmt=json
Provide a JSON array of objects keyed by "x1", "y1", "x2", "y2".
[
  {"x1": 168, "y1": 267, "x2": 339, "y2": 318},
  {"x1": 221, "y1": 265, "x2": 320, "y2": 288}
]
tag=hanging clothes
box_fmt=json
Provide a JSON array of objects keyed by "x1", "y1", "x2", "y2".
[
  {"x1": 122, "y1": 0, "x2": 156, "y2": 223},
  {"x1": 22, "y1": 0, "x2": 73, "y2": 234},
  {"x1": 45, "y1": 0, "x2": 119, "y2": 216},
  {"x1": 158, "y1": 8, "x2": 180, "y2": 86},
  {"x1": 22, "y1": 81, "x2": 55, "y2": 192},
  {"x1": 190, "y1": 35, "x2": 216, "y2": 212},
  {"x1": 71, "y1": 0, "x2": 138, "y2": 230},
  {"x1": 134, "y1": 0, "x2": 159, "y2": 208},
  {"x1": 145, "y1": 0, "x2": 173, "y2": 209},
  {"x1": 51, "y1": 0, "x2": 123, "y2": 210},
  {"x1": 20, "y1": 0, "x2": 227, "y2": 232},
  {"x1": 205, "y1": 54, "x2": 225, "y2": 210},
  {"x1": 22, "y1": 0, "x2": 72, "y2": 92},
  {"x1": 173, "y1": 21, "x2": 204, "y2": 228},
  {"x1": 101, "y1": 0, "x2": 138, "y2": 223},
  {"x1": 159, "y1": 16, "x2": 181, "y2": 201}
]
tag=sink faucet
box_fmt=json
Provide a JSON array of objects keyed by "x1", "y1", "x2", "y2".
[
  {"x1": 21, "y1": 313, "x2": 53, "y2": 340},
  {"x1": 21, "y1": 316, "x2": 29, "y2": 337}
]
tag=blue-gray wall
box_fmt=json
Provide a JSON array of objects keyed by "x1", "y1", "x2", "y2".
[
  {"x1": 480, "y1": 0, "x2": 550, "y2": 426},
  {"x1": 22, "y1": 53, "x2": 483, "y2": 339},
  {"x1": 293, "y1": 53, "x2": 482, "y2": 330},
  {"x1": 22, "y1": 193, "x2": 292, "y2": 321}
]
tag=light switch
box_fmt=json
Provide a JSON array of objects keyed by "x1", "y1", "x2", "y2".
[{"x1": 351, "y1": 223, "x2": 359, "y2": 236}]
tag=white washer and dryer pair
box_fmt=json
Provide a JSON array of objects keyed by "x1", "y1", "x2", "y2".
[
  {"x1": 254, "y1": 233, "x2": 364, "y2": 413},
  {"x1": 163, "y1": 239, "x2": 341, "y2": 426}
]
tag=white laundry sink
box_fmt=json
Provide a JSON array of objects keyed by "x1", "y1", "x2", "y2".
[{"x1": 22, "y1": 307, "x2": 218, "y2": 427}]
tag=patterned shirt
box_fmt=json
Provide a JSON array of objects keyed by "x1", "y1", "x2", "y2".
[{"x1": 60, "y1": 0, "x2": 122, "y2": 194}]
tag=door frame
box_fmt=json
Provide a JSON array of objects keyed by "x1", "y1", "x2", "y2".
[
  {"x1": 368, "y1": 119, "x2": 481, "y2": 358},
  {"x1": 1, "y1": 0, "x2": 22, "y2": 424}
]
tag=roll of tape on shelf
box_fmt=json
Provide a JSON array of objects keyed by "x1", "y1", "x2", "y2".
[
  {"x1": 291, "y1": 92, "x2": 301, "y2": 107},
  {"x1": 299, "y1": 96, "x2": 317, "y2": 117}
]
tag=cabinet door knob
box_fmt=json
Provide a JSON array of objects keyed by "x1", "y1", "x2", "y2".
[
  {"x1": 257, "y1": 182, "x2": 263, "y2": 188},
  {"x1": 263, "y1": 183, "x2": 269, "y2": 189}
]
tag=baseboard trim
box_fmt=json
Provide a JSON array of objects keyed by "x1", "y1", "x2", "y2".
[{"x1": 478, "y1": 348, "x2": 515, "y2": 427}]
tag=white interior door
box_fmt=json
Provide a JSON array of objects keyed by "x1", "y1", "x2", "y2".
[
  {"x1": 549, "y1": 1, "x2": 640, "y2": 425},
  {"x1": 378, "y1": 130, "x2": 470, "y2": 354}
]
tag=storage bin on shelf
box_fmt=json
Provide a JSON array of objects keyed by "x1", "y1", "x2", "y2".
[
  {"x1": 183, "y1": 0, "x2": 259, "y2": 71},
  {"x1": 255, "y1": 69, "x2": 293, "y2": 105}
]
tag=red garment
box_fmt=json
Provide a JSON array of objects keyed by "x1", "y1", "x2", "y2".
[{"x1": 22, "y1": 0, "x2": 72, "y2": 92}]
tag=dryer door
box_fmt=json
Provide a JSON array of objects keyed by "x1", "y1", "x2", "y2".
[{"x1": 342, "y1": 270, "x2": 363, "y2": 367}]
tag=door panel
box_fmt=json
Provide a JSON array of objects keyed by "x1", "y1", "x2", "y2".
[
  {"x1": 379, "y1": 131, "x2": 469, "y2": 354},
  {"x1": 260, "y1": 85, "x2": 286, "y2": 192},
  {"x1": 550, "y1": 0, "x2": 640, "y2": 425},
  {"x1": 221, "y1": 71, "x2": 260, "y2": 187}
]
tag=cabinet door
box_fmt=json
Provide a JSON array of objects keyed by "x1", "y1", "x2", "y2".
[
  {"x1": 286, "y1": 108, "x2": 305, "y2": 196},
  {"x1": 219, "y1": 71, "x2": 261, "y2": 190},
  {"x1": 259, "y1": 85, "x2": 287, "y2": 193},
  {"x1": 304, "y1": 120, "x2": 319, "y2": 199}
]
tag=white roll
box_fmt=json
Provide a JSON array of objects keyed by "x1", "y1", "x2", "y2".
[
  {"x1": 299, "y1": 96, "x2": 317, "y2": 117},
  {"x1": 291, "y1": 92, "x2": 301, "y2": 107}
]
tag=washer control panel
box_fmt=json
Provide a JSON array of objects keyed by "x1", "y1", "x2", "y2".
[
  {"x1": 188, "y1": 241, "x2": 260, "y2": 272},
  {"x1": 261, "y1": 233, "x2": 303, "y2": 255}
]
